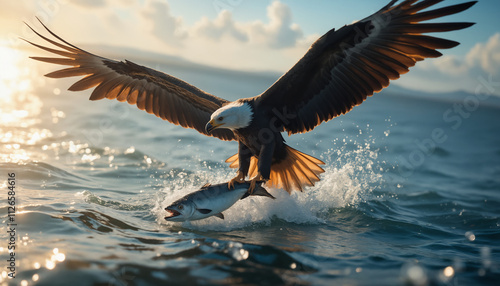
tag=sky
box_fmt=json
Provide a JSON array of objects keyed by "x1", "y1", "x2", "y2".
[{"x1": 1, "y1": 0, "x2": 500, "y2": 96}]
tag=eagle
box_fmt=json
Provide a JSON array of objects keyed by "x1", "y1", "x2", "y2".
[{"x1": 25, "y1": 0, "x2": 476, "y2": 194}]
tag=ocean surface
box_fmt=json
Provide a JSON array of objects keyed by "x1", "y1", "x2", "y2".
[{"x1": 1, "y1": 47, "x2": 500, "y2": 286}]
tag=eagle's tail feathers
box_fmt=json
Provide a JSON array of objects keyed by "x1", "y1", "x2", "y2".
[{"x1": 225, "y1": 145, "x2": 325, "y2": 194}]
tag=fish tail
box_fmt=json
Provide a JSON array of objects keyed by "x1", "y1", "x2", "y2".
[
  {"x1": 226, "y1": 145, "x2": 325, "y2": 194},
  {"x1": 251, "y1": 182, "x2": 275, "y2": 199},
  {"x1": 240, "y1": 182, "x2": 275, "y2": 200}
]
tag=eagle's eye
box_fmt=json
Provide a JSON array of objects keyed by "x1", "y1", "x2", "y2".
[{"x1": 217, "y1": 116, "x2": 224, "y2": 121}]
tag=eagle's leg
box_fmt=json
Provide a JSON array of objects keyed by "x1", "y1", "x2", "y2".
[
  {"x1": 248, "y1": 139, "x2": 274, "y2": 193},
  {"x1": 228, "y1": 142, "x2": 252, "y2": 190},
  {"x1": 228, "y1": 170, "x2": 245, "y2": 190}
]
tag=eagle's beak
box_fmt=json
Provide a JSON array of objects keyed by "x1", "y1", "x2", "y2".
[{"x1": 205, "y1": 120, "x2": 224, "y2": 133}]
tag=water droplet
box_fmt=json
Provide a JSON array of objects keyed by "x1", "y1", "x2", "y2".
[
  {"x1": 402, "y1": 264, "x2": 428, "y2": 286},
  {"x1": 54, "y1": 253, "x2": 66, "y2": 262},
  {"x1": 480, "y1": 247, "x2": 492, "y2": 270},
  {"x1": 124, "y1": 146, "x2": 135, "y2": 154},
  {"x1": 439, "y1": 266, "x2": 455, "y2": 283},
  {"x1": 465, "y1": 231, "x2": 475, "y2": 241},
  {"x1": 32, "y1": 273, "x2": 40, "y2": 282},
  {"x1": 239, "y1": 249, "x2": 249, "y2": 260},
  {"x1": 443, "y1": 266, "x2": 454, "y2": 277},
  {"x1": 45, "y1": 259, "x2": 56, "y2": 270}
]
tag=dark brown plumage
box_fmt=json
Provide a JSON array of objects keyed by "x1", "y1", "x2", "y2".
[
  {"x1": 25, "y1": 21, "x2": 235, "y2": 141},
  {"x1": 25, "y1": 0, "x2": 476, "y2": 194},
  {"x1": 257, "y1": 0, "x2": 476, "y2": 135}
]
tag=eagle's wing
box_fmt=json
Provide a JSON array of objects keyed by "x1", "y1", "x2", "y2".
[
  {"x1": 256, "y1": 0, "x2": 476, "y2": 135},
  {"x1": 25, "y1": 20, "x2": 235, "y2": 141}
]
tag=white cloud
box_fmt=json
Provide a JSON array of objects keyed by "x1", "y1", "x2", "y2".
[
  {"x1": 397, "y1": 33, "x2": 500, "y2": 95},
  {"x1": 141, "y1": 0, "x2": 186, "y2": 47},
  {"x1": 173, "y1": 0, "x2": 312, "y2": 71},
  {"x1": 426, "y1": 33, "x2": 500, "y2": 77},
  {"x1": 247, "y1": 1, "x2": 303, "y2": 49},
  {"x1": 190, "y1": 1, "x2": 303, "y2": 49},
  {"x1": 192, "y1": 10, "x2": 248, "y2": 42},
  {"x1": 466, "y1": 33, "x2": 500, "y2": 75}
]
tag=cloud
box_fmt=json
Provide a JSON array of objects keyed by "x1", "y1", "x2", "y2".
[
  {"x1": 397, "y1": 33, "x2": 500, "y2": 95},
  {"x1": 466, "y1": 33, "x2": 500, "y2": 75},
  {"x1": 428, "y1": 33, "x2": 500, "y2": 76},
  {"x1": 191, "y1": 1, "x2": 303, "y2": 49},
  {"x1": 141, "y1": 0, "x2": 186, "y2": 47},
  {"x1": 192, "y1": 10, "x2": 248, "y2": 42},
  {"x1": 179, "y1": 1, "x2": 315, "y2": 71},
  {"x1": 3, "y1": 0, "x2": 314, "y2": 72},
  {"x1": 248, "y1": 1, "x2": 303, "y2": 49}
]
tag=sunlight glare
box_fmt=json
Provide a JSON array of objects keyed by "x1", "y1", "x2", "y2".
[
  {"x1": 0, "y1": 44, "x2": 38, "y2": 124},
  {"x1": 0, "y1": 45, "x2": 22, "y2": 81},
  {"x1": 0, "y1": 43, "x2": 47, "y2": 163}
]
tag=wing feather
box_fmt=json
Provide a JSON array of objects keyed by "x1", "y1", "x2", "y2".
[
  {"x1": 397, "y1": 2, "x2": 476, "y2": 22},
  {"x1": 45, "y1": 67, "x2": 98, "y2": 78},
  {"x1": 256, "y1": 0, "x2": 476, "y2": 134},
  {"x1": 25, "y1": 20, "x2": 235, "y2": 141}
]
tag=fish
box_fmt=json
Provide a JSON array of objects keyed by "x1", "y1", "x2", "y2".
[{"x1": 164, "y1": 181, "x2": 274, "y2": 222}]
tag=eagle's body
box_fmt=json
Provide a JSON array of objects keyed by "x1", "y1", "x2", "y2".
[
  {"x1": 232, "y1": 99, "x2": 302, "y2": 190},
  {"x1": 25, "y1": 0, "x2": 477, "y2": 193}
]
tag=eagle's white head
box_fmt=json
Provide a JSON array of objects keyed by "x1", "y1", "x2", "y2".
[{"x1": 205, "y1": 101, "x2": 253, "y2": 132}]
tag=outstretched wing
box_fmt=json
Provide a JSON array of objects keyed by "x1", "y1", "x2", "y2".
[
  {"x1": 25, "y1": 20, "x2": 235, "y2": 141},
  {"x1": 256, "y1": 0, "x2": 476, "y2": 135}
]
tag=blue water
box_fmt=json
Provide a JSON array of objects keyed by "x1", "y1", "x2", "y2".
[{"x1": 1, "y1": 51, "x2": 500, "y2": 286}]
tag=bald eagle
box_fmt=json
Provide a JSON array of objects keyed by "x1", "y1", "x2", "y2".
[{"x1": 25, "y1": 0, "x2": 476, "y2": 193}]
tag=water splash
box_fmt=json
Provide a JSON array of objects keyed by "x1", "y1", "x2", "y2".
[{"x1": 153, "y1": 138, "x2": 384, "y2": 231}]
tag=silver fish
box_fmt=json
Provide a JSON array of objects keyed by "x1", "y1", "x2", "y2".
[{"x1": 164, "y1": 181, "x2": 274, "y2": 222}]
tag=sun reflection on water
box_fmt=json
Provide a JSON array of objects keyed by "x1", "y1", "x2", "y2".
[
  {"x1": 0, "y1": 43, "x2": 49, "y2": 163},
  {"x1": 0, "y1": 45, "x2": 23, "y2": 81}
]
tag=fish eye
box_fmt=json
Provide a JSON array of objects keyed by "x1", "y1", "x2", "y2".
[
  {"x1": 218, "y1": 116, "x2": 224, "y2": 121},
  {"x1": 178, "y1": 205, "x2": 184, "y2": 210}
]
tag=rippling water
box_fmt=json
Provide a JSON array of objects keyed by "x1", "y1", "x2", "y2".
[{"x1": 1, "y1": 46, "x2": 499, "y2": 286}]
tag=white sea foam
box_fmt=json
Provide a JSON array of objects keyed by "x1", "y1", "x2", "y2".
[{"x1": 154, "y1": 141, "x2": 384, "y2": 232}]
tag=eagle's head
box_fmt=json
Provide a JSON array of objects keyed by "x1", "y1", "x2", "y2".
[{"x1": 205, "y1": 101, "x2": 253, "y2": 133}]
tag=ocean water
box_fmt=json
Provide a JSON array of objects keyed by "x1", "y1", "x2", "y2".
[{"x1": 1, "y1": 47, "x2": 500, "y2": 286}]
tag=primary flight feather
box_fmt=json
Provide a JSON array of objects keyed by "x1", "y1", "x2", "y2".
[{"x1": 25, "y1": 0, "x2": 476, "y2": 194}]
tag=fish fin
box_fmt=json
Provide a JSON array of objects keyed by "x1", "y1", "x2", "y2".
[
  {"x1": 214, "y1": 213, "x2": 224, "y2": 220},
  {"x1": 201, "y1": 183, "x2": 211, "y2": 189},
  {"x1": 197, "y1": 208, "x2": 212, "y2": 214}
]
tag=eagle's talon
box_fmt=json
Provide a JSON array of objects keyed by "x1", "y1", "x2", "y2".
[
  {"x1": 248, "y1": 173, "x2": 265, "y2": 194},
  {"x1": 228, "y1": 171, "x2": 245, "y2": 190}
]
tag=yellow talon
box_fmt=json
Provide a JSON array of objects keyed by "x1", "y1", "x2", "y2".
[
  {"x1": 228, "y1": 171, "x2": 245, "y2": 190},
  {"x1": 248, "y1": 173, "x2": 264, "y2": 194}
]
